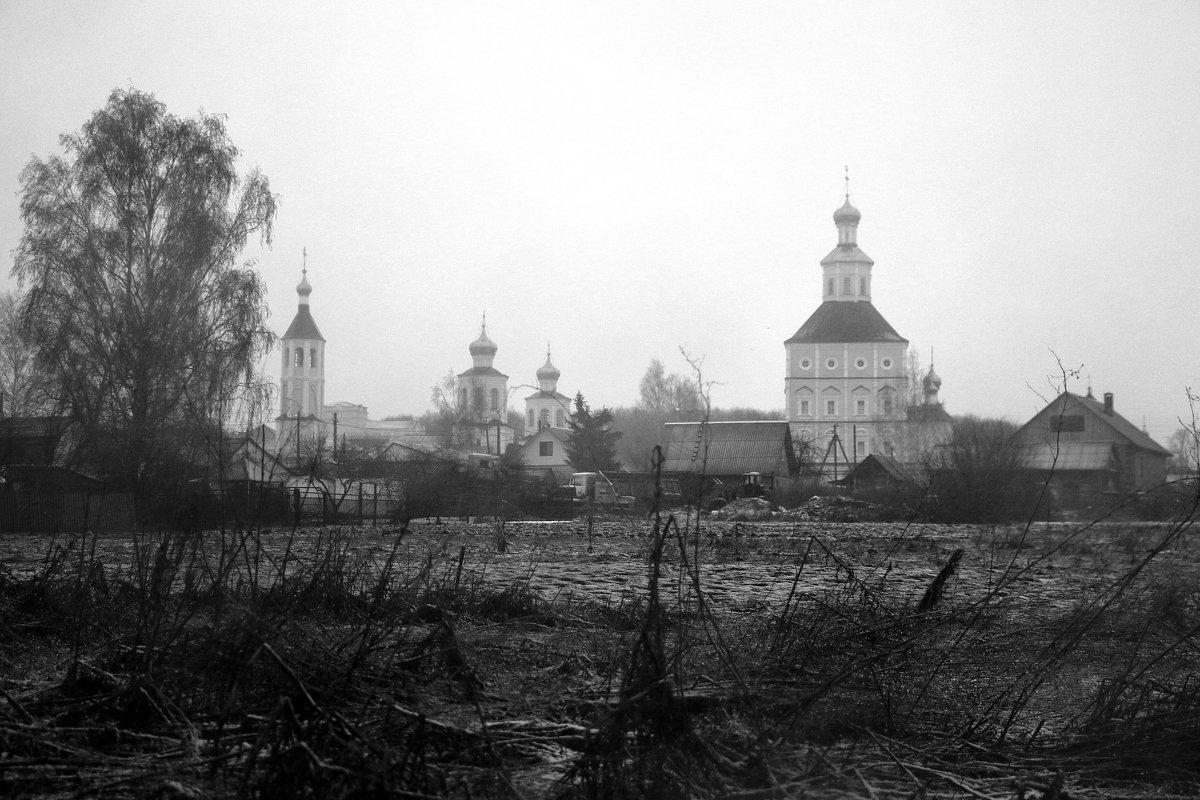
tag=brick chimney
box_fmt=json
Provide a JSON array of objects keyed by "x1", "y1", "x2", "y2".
[{"x1": 1103, "y1": 392, "x2": 1114, "y2": 415}]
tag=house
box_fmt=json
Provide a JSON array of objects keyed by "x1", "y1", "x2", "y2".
[
  {"x1": 661, "y1": 421, "x2": 798, "y2": 500},
  {"x1": 1013, "y1": 390, "x2": 1170, "y2": 506},
  {"x1": 515, "y1": 425, "x2": 573, "y2": 483},
  {"x1": 0, "y1": 416, "x2": 78, "y2": 466},
  {"x1": 837, "y1": 453, "x2": 924, "y2": 492}
]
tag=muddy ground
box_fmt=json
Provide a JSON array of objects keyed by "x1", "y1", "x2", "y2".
[{"x1": 1, "y1": 514, "x2": 1198, "y2": 798}]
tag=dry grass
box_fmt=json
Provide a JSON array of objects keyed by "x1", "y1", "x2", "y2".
[{"x1": 1, "y1": 489, "x2": 1199, "y2": 798}]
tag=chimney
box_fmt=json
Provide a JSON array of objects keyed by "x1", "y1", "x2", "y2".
[{"x1": 1103, "y1": 392, "x2": 1114, "y2": 415}]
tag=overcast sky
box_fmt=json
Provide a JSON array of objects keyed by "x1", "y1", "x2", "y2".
[{"x1": 2, "y1": 1, "x2": 1197, "y2": 445}]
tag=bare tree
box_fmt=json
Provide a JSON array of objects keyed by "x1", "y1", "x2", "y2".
[
  {"x1": 0, "y1": 290, "x2": 57, "y2": 416},
  {"x1": 13, "y1": 88, "x2": 276, "y2": 504}
]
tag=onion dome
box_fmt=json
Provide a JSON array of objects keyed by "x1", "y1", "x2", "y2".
[
  {"x1": 297, "y1": 268, "x2": 312, "y2": 299},
  {"x1": 833, "y1": 198, "x2": 861, "y2": 224},
  {"x1": 923, "y1": 366, "x2": 942, "y2": 393},
  {"x1": 536, "y1": 349, "x2": 560, "y2": 382},
  {"x1": 469, "y1": 321, "x2": 498, "y2": 358}
]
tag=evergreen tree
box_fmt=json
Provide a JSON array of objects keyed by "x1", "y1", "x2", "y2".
[{"x1": 565, "y1": 392, "x2": 622, "y2": 471}]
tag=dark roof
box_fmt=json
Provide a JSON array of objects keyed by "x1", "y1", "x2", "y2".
[
  {"x1": 661, "y1": 421, "x2": 796, "y2": 477},
  {"x1": 1069, "y1": 392, "x2": 1170, "y2": 455},
  {"x1": 839, "y1": 453, "x2": 923, "y2": 485},
  {"x1": 785, "y1": 302, "x2": 907, "y2": 344},
  {"x1": 0, "y1": 416, "x2": 75, "y2": 465},
  {"x1": 458, "y1": 366, "x2": 508, "y2": 379},
  {"x1": 1016, "y1": 392, "x2": 1171, "y2": 457},
  {"x1": 282, "y1": 305, "x2": 325, "y2": 341},
  {"x1": 906, "y1": 404, "x2": 953, "y2": 424}
]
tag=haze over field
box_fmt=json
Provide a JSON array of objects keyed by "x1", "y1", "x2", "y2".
[{"x1": 2, "y1": 1, "x2": 1197, "y2": 444}]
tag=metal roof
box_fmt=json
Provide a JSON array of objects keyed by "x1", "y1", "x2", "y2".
[
  {"x1": 282, "y1": 305, "x2": 325, "y2": 341},
  {"x1": 661, "y1": 421, "x2": 796, "y2": 477},
  {"x1": 785, "y1": 301, "x2": 907, "y2": 344}
]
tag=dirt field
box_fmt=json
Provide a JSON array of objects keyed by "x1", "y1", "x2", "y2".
[{"x1": 1, "y1": 513, "x2": 1198, "y2": 798}]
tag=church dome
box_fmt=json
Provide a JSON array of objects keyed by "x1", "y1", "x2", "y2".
[
  {"x1": 536, "y1": 353, "x2": 560, "y2": 382},
  {"x1": 469, "y1": 326, "x2": 498, "y2": 357},
  {"x1": 297, "y1": 269, "x2": 312, "y2": 298},
  {"x1": 923, "y1": 366, "x2": 942, "y2": 393},
  {"x1": 833, "y1": 198, "x2": 861, "y2": 224}
]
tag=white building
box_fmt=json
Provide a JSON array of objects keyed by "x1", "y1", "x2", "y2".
[
  {"x1": 784, "y1": 192, "x2": 910, "y2": 477},
  {"x1": 455, "y1": 317, "x2": 514, "y2": 455}
]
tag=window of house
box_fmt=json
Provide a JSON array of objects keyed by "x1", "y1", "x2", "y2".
[
  {"x1": 843, "y1": 277, "x2": 852, "y2": 294},
  {"x1": 855, "y1": 358, "x2": 866, "y2": 369},
  {"x1": 310, "y1": 348, "x2": 318, "y2": 368},
  {"x1": 828, "y1": 278, "x2": 835, "y2": 296},
  {"x1": 556, "y1": 409, "x2": 565, "y2": 427},
  {"x1": 472, "y1": 387, "x2": 484, "y2": 411},
  {"x1": 527, "y1": 409, "x2": 535, "y2": 428},
  {"x1": 860, "y1": 277, "x2": 867, "y2": 295},
  {"x1": 855, "y1": 399, "x2": 866, "y2": 416},
  {"x1": 826, "y1": 358, "x2": 837, "y2": 369},
  {"x1": 856, "y1": 440, "x2": 865, "y2": 457},
  {"x1": 294, "y1": 348, "x2": 304, "y2": 368},
  {"x1": 539, "y1": 409, "x2": 550, "y2": 427},
  {"x1": 539, "y1": 441, "x2": 553, "y2": 457},
  {"x1": 489, "y1": 388, "x2": 499, "y2": 410},
  {"x1": 826, "y1": 400, "x2": 837, "y2": 416},
  {"x1": 799, "y1": 399, "x2": 811, "y2": 416},
  {"x1": 1050, "y1": 415, "x2": 1085, "y2": 433},
  {"x1": 884, "y1": 441, "x2": 895, "y2": 457},
  {"x1": 881, "y1": 394, "x2": 894, "y2": 416}
]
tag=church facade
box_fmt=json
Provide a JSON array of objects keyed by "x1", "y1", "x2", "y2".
[{"x1": 785, "y1": 192, "x2": 944, "y2": 477}]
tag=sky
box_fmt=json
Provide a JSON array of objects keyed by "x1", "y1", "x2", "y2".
[{"x1": 1, "y1": 1, "x2": 1198, "y2": 446}]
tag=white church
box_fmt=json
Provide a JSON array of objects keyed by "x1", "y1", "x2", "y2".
[{"x1": 785, "y1": 187, "x2": 950, "y2": 478}]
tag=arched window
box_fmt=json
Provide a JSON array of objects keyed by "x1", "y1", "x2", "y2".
[
  {"x1": 828, "y1": 278, "x2": 835, "y2": 296},
  {"x1": 472, "y1": 387, "x2": 484, "y2": 411},
  {"x1": 843, "y1": 276, "x2": 852, "y2": 295},
  {"x1": 539, "y1": 409, "x2": 550, "y2": 428},
  {"x1": 555, "y1": 409, "x2": 565, "y2": 427},
  {"x1": 859, "y1": 277, "x2": 867, "y2": 295},
  {"x1": 294, "y1": 348, "x2": 304, "y2": 368},
  {"x1": 310, "y1": 348, "x2": 318, "y2": 368},
  {"x1": 459, "y1": 388, "x2": 468, "y2": 409},
  {"x1": 489, "y1": 388, "x2": 499, "y2": 410},
  {"x1": 527, "y1": 409, "x2": 535, "y2": 429}
]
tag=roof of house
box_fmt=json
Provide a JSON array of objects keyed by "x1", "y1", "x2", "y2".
[
  {"x1": 1017, "y1": 391, "x2": 1171, "y2": 457},
  {"x1": 1021, "y1": 441, "x2": 1116, "y2": 471},
  {"x1": 282, "y1": 305, "x2": 324, "y2": 341},
  {"x1": 840, "y1": 453, "x2": 924, "y2": 485},
  {"x1": 785, "y1": 301, "x2": 907, "y2": 344},
  {"x1": 0, "y1": 416, "x2": 75, "y2": 465},
  {"x1": 661, "y1": 420, "x2": 796, "y2": 477}
]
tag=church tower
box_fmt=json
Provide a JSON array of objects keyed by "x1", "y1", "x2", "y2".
[
  {"x1": 785, "y1": 181, "x2": 908, "y2": 476},
  {"x1": 278, "y1": 258, "x2": 326, "y2": 462},
  {"x1": 456, "y1": 316, "x2": 512, "y2": 454},
  {"x1": 524, "y1": 347, "x2": 572, "y2": 431}
]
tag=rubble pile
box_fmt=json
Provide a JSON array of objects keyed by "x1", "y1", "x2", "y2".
[
  {"x1": 778, "y1": 494, "x2": 875, "y2": 522},
  {"x1": 710, "y1": 494, "x2": 878, "y2": 523}
]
